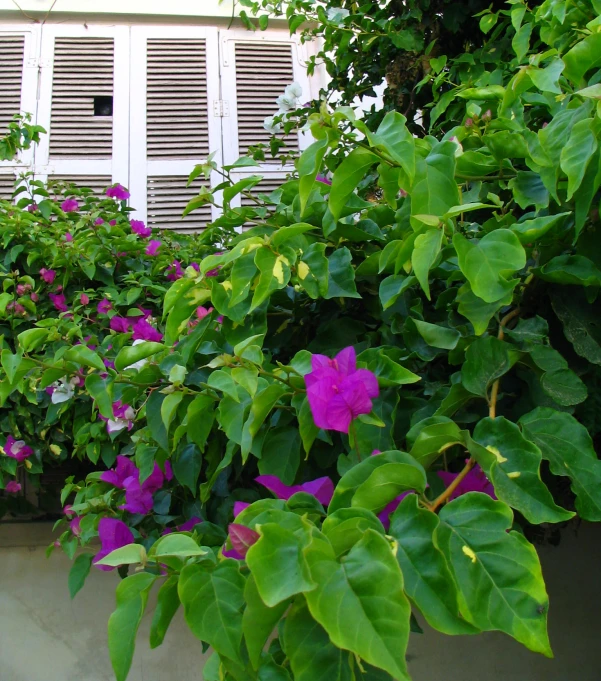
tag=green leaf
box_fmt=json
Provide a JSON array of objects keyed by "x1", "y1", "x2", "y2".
[
  {"x1": 247, "y1": 522, "x2": 315, "y2": 607},
  {"x1": 179, "y1": 560, "x2": 245, "y2": 662},
  {"x1": 322, "y1": 507, "x2": 385, "y2": 558},
  {"x1": 358, "y1": 348, "x2": 420, "y2": 386},
  {"x1": 17, "y1": 327, "x2": 49, "y2": 352},
  {"x1": 461, "y1": 336, "x2": 516, "y2": 398},
  {"x1": 454, "y1": 229, "x2": 526, "y2": 303},
  {"x1": 115, "y1": 342, "x2": 165, "y2": 371},
  {"x1": 85, "y1": 374, "x2": 114, "y2": 419},
  {"x1": 173, "y1": 443, "x2": 202, "y2": 494},
  {"x1": 436, "y1": 494, "x2": 552, "y2": 656},
  {"x1": 540, "y1": 368, "x2": 587, "y2": 406},
  {"x1": 208, "y1": 370, "x2": 241, "y2": 403},
  {"x1": 150, "y1": 576, "x2": 180, "y2": 649},
  {"x1": 108, "y1": 572, "x2": 157, "y2": 681},
  {"x1": 352, "y1": 461, "x2": 427, "y2": 513},
  {"x1": 366, "y1": 111, "x2": 415, "y2": 182},
  {"x1": 161, "y1": 391, "x2": 184, "y2": 434},
  {"x1": 298, "y1": 137, "x2": 331, "y2": 214},
  {"x1": 153, "y1": 534, "x2": 207, "y2": 558},
  {"x1": 389, "y1": 495, "x2": 477, "y2": 635},
  {"x1": 457, "y1": 283, "x2": 511, "y2": 336},
  {"x1": 64, "y1": 345, "x2": 106, "y2": 372},
  {"x1": 68, "y1": 553, "x2": 93, "y2": 599},
  {"x1": 412, "y1": 319, "x2": 460, "y2": 350},
  {"x1": 271, "y1": 223, "x2": 315, "y2": 247},
  {"x1": 509, "y1": 213, "x2": 570, "y2": 245},
  {"x1": 512, "y1": 22, "x2": 532, "y2": 62},
  {"x1": 328, "y1": 148, "x2": 379, "y2": 223},
  {"x1": 299, "y1": 242, "x2": 329, "y2": 299},
  {"x1": 471, "y1": 417, "x2": 574, "y2": 524},
  {"x1": 230, "y1": 252, "x2": 259, "y2": 307},
  {"x1": 241, "y1": 383, "x2": 287, "y2": 458},
  {"x1": 284, "y1": 598, "x2": 354, "y2": 681},
  {"x1": 243, "y1": 575, "x2": 290, "y2": 670},
  {"x1": 258, "y1": 428, "x2": 301, "y2": 485},
  {"x1": 560, "y1": 119, "x2": 598, "y2": 200},
  {"x1": 551, "y1": 289, "x2": 601, "y2": 365},
  {"x1": 304, "y1": 530, "x2": 411, "y2": 681},
  {"x1": 407, "y1": 417, "x2": 465, "y2": 468},
  {"x1": 0, "y1": 349, "x2": 22, "y2": 384},
  {"x1": 411, "y1": 141, "x2": 460, "y2": 217},
  {"x1": 379, "y1": 274, "x2": 416, "y2": 309},
  {"x1": 187, "y1": 394, "x2": 215, "y2": 453},
  {"x1": 325, "y1": 247, "x2": 361, "y2": 299},
  {"x1": 411, "y1": 229, "x2": 442, "y2": 300},
  {"x1": 96, "y1": 543, "x2": 146, "y2": 567},
  {"x1": 563, "y1": 32, "x2": 601, "y2": 84},
  {"x1": 520, "y1": 408, "x2": 601, "y2": 521},
  {"x1": 508, "y1": 172, "x2": 549, "y2": 211},
  {"x1": 146, "y1": 391, "x2": 169, "y2": 451},
  {"x1": 296, "y1": 396, "x2": 319, "y2": 456},
  {"x1": 329, "y1": 450, "x2": 425, "y2": 513},
  {"x1": 535, "y1": 255, "x2": 601, "y2": 287}
]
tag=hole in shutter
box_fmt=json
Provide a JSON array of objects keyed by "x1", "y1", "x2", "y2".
[{"x1": 94, "y1": 95, "x2": 113, "y2": 117}]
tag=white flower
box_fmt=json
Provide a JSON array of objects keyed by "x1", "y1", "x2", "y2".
[
  {"x1": 285, "y1": 82, "x2": 303, "y2": 99},
  {"x1": 326, "y1": 7, "x2": 350, "y2": 24},
  {"x1": 125, "y1": 339, "x2": 150, "y2": 372},
  {"x1": 50, "y1": 377, "x2": 76, "y2": 404},
  {"x1": 263, "y1": 115, "x2": 282, "y2": 133},
  {"x1": 449, "y1": 136, "x2": 464, "y2": 157}
]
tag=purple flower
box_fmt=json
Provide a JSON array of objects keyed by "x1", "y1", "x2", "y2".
[
  {"x1": 5, "y1": 480, "x2": 21, "y2": 494},
  {"x1": 162, "y1": 515, "x2": 202, "y2": 535},
  {"x1": 31, "y1": 291, "x2": 39, "y2": 303},
  {"x1": 65, "y1": 232, "x2": 73, "y2": 242},
  {"x1": 27, "y1": 203, "x2": 38, "y2": 213},
  {"x1": 378, "y1": 493, "x2": 411, "y2": 530},
  {"x1": 316, "y1": 174, "x2": 332, "y2": 186},
  {"x1": 166, "y1": 260, "x2": 184, "y2": 281},
  {"x1": 225, "y1": 523, "x2": 260, "y2": 559},
  {"x1": 93, "y1": 518, "x2": 135, "y2": 571},
  {"x1": 110, "y1": 219, "x2": 117, "y2": 226},
  {"x1": 145, "y1": 239, "x2": 161, "y2": 256},
  {"x1": 49, "y1": 293, "x2": 68, "y2": 312},
  {"x1": 94, "y1": 217, "x2": 104, "y2": 226},
  {"x1": 196, "y1": 306, "x2": 213, "y2": 320},
  {"x1": 106, "y1": 184, "x2": 130, "y2": 201},
  {"x1": 69, "y1": 515, "x2": 82, "y2": 536},
  {"x1": 305, "y1": 347, "x2": 379, "y2": 433},
  {"x1": 119, "y1": 462, "x2": 171, "y2": 515},
  {"x1": 61, "y1": 199, "x2": 79, "y2": 213},
  {"x1": 437, "y1": 463, "x2": 496, "y2": 501},
  {"x1": 40, "y1": 268, "x2": 56, "y2": 284},
  {"x1": 131, "y1": 318, "x2": 163, "y2": 342},
  {"x1": 110, "y1": 316, "x2": 130, "y2": 333},
  {"x1": 100, "y1": 455, "x2": 138, "y2": 488},
  {"x1": 80, "y1": 293, "x2": 89, "y2": 305},
  {"x1": 130, "y1": 219, "x2": 152, "y2": 238},
  {"x1": 255, "y1": 474, "x2": 334, "y2": 506},
  {"x1": 234, "y1": 501, "x2": 249, "y2": 517},
  {"x1": 17, "y1": 283, "x2": 32, "y2": 295},
  {"x1": 97, "y1": 298, "x2": 112, "y2": 314}
]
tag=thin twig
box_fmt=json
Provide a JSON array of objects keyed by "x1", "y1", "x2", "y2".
[{"x1": 430, "y1": 458, "x2": 475, "y2": 511}]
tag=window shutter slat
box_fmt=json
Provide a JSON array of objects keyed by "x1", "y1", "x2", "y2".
[
  {"x1": 49, "y1": 38, "x2": 115, "y2": 159},
  {"x1": 146, "y1": 39, "x2": 209, "y2": 160},
  {"x1": 147, "y1": 176, "x2": 211, "y2": 232},
  {"x1": 0, "y1": 173, "x2": 15, "y2": 200},
  {"x1": 0, "y1": 35, "x2": 25, "y2": 135},
  {"x1": 234, "y1": 42, "x2": 298, "y2": 157},
  {"x1": 51, "y1": 175, "x2": 112, "y2": 195}
]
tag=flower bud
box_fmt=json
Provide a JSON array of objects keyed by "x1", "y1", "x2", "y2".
[{"x1": 465, "y1": 118, "x2": 473, "y2": 128}]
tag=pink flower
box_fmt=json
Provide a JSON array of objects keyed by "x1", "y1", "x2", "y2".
[
  {"x1": 97, "y1": 298, "x2": 112, "y2": 314},
  {"x1": 40, "y1": 268, "x2": 56, "y2": 284},
  {"x1": 305, "y1": 346, "x2": 379, "y2": 433},
  {"x1": 80, "y1": 293, "x2": 89, "y2": 305},
  {"x1": 162, "y1": 515, "x2": 203, "y2": 535},
  {"x1": 27, "y1": 203, "x2": 38, "y2": 213},
  {"x1": 316, "y1": 174, "x2": 332, "y2": 186},
  {"x1": 5, "y1": 480, "x2": 21, "y2": 494},
  {"x1": 61, "y1": 199, "x2": 79, "y2": 213},
  {"x1": 130, "y1": 219, "x2": 152, "y2": 238},
  {"x1": 196, "y1": 306, "x2": 214, "y2": 320},
  {"x1": 255, "y1": 475, "x2": 334, "y2": 506},
  {"x1": 234, "y1": 501, "x2": 249, "y2": 517},
  {"x1": 119, "y1": 462, "x2": 171, "y2": 515},
  {"x1": 31, "y1": 292, "x2": 39, "y2": 303},
  {"x1": 94, "y1": 217, "x2": 104, "y2": 226},
  {"x1": 7, "y1": 302, "x2": 26, "y2": 315},
  {"x1": 110, "y1": 316, "x2": 130, "y2": 333},
  {"x1": 100, "y1": 455, "x2": 138, "y2": 488},
  {"x1": 93, "y1": 518, "x2": 135, "y2": 571},
  {"x1": 377, "y1": 493, "x2": 411, "y2": 530},
  {"x1": 49, "y1": 293, "x2": 68, "y2": 313},
  {"x1": 106, "y1": 184, "x2": 130, "y2": 201},
  {"x1": 224, "y1": 524, "x2": 260, "y2": 559},
  {"x1": 63, "y1": 504, "x2": 75, "y2": 517},
  {"x1": 65, "y1": 232, "x2": 73, "y2": 242},
  {"x1": 166, "y1": 260, "x2": 184, "y2": 281},
  {"x1": 109, "y1": 219, "x2": 117, "y2": 226},
  {"x1": 132, "y1": 318, "x2": 163, "y2": 342},
  {"x1": 145, "y1": 239, "x2": 161, "y2": 256},
  {"x1": 3, "y1": 435, "x2": 33, "y2": 461},
  {"x1": 437, "y1": 463, "x2": 496, "y2": 501},
  {"x1": 70, "y1": 515, "x2": 82, "y2": 536},
  {"x1": 16, "y1": 284, "x2": 31, "y2": 295}
]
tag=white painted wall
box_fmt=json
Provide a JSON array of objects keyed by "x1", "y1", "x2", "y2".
[
  {"x1": 0, "y1": 0, "x2": 237, "y2": 18},
  {"x1": 1, "y1": 521, "x2": 600, "y2": 681}
]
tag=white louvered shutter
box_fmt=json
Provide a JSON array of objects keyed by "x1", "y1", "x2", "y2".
[
  {"x1": 0, "y1": 26, "x2": 39, "y2": 199},
  {"x1": 129, "y1": 27, "x2": 221, "y2": 232},
  {"x1": 219, "y1": 30, "x2": 318, "y2": 213},
  {"x1": 35, "y1": 25, "x2": 129, "y2": 192}
]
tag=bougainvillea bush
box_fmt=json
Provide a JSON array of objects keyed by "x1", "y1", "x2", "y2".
[{"x1": 3, "y1": 0, "x2": 601, "y2": 680}]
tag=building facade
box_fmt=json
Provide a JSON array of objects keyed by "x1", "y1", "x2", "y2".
[{"x1": 0, "y1": 1, "x2": 322, "y2": 229}]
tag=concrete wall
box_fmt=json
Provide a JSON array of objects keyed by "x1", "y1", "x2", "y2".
[{"x1": 1, "y1": 521, "x2": 600, "y2": 681}]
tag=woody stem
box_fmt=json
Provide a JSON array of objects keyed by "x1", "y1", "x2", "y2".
[
  {"x1": 488, "y1": 307, "x2": 521, "y2": 419},
  {"x1": 430, "y1": 458, "x2": 476, "y2": 512}
]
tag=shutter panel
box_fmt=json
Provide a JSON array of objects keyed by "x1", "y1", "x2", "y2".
[
  {"x1": 51, "y1": 175, "x2": 112, "y2": 196},
  {"x1": 234, "y1": 42, "x2": 298, "y2": 158},
  {"x1": 0, "y1": 35, "x2": 25, "y2": 136},
  {"x1": 0, "y1": 172, "x2": 16, "y2": 200},
  {"x1": 36, "y1": 26, "x2": 129, "y2": 189},
  {"x1": 49, "y1": 38, "x2": 114, "y2": 159},
  {"x1": 129, "y1": 27, "x2": 221, "y2": 231}
]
